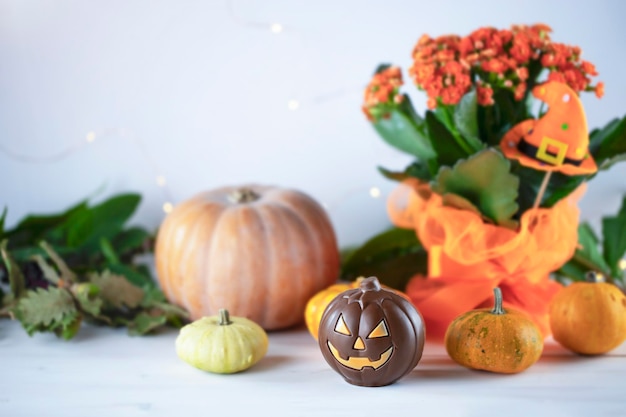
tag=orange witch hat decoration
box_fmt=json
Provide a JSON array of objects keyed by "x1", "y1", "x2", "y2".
[{"x1": 500, "y1": 81, "x2": 597, "y2": 176}]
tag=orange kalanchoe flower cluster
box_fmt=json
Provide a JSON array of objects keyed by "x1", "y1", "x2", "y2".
[
  {"x1": 362, "y1": 66, "x2": 404, "y2": 121},
  {"x1": 407, "y1": 24, "x2": 603, "y2": 108}
]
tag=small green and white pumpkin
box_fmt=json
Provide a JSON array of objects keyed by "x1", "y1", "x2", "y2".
[{"x1": 176, "y1": 309, "x2": 268, "y2": 373}]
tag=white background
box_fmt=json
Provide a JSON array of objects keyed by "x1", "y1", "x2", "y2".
[{"x1": 1, "y1": 0, "x2": 625, "y2": 247}]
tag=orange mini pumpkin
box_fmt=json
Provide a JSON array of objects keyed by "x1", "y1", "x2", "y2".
[
  {"x1": 445, "y1": 287, "x2": 544, "y2": 374},
  {"x1": 155, "y1": 185, "x2": 340, "y2": 331},
  {"x1": 305, "y1": 281, "x2": 359, "y2": 341},
  {"x1": 550, "y1": 272, "x2": 626, "y2": 355}
]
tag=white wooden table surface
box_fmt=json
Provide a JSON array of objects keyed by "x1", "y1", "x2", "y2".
[{"x1": 2, "y1": 319, "x2": 625, "y2": 417}]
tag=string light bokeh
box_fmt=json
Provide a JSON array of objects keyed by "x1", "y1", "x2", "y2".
[{"x1": 0, "y1": 1, "x2": 388, "y2": 232}]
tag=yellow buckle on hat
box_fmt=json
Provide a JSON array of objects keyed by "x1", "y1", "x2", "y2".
[{"x1": 536, "y1": 136, "x2": 568, "y2": 166}]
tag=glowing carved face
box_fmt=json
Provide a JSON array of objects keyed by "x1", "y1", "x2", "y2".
[
  {"x1": 318, "y1": 277, "x2": 425, "y2": 387},
  {"x1": 327, "y1": 314, "x2": 393, "y2": 370}
]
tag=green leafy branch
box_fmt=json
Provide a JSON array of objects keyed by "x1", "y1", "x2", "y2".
[{"x1": 0, "y1": 193, "x2": 188, "y2": 339}]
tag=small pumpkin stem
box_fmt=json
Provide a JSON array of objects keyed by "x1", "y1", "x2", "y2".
[
  {"x1": 360, "y1": 276, "x2": 381, "y2": 292},
  {"x1": 585, "y1": 271, "x2": 606, "y2": 283},
  {"x1": 491, "y1": 287, "x2": 505, "y2": 315},
  {"x1": 228, "y1": 188, "x2": 260, "y2": 204},
  {"x1": 218, "y1": 309, "x2": 232, "y2": 325}
]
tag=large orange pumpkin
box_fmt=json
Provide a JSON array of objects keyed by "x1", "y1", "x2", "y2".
[{"x1": 155, "y1": 185, "x2": 340, "y2": 330}]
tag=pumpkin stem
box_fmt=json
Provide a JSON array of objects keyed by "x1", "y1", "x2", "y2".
[
  {"x1": 491, "y1": 287, "x2": 505, "y2": 315},
  {"x1": 218, "y1": 309, "x2": 232, "y2": 325},
  {"x1": 228, "y1": 188, "x2": 260, "y2": 204},
  {"x1": 585, "y1": 271, "x2": 606, "y2": 283},
  {"x1": 360, "y1": 276, "x2": 381, "y2": 292}
]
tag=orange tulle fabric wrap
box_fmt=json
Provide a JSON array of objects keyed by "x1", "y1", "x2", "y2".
[{"x1": 387, "y1": 179, "x2": 584, "y2": 342}]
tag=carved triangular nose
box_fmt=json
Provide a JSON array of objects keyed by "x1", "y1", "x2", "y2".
[{"x1": 353, "y1": 336, "x2": 365, "y2": 350}]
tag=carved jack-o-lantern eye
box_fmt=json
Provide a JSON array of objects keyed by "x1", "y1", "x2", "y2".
[
  {"x1": 367, "y1": 320, "x2": 389, "y2": 338},
  {"x1": 334, "y1": 314, "x2": 351, "y2": 335}
]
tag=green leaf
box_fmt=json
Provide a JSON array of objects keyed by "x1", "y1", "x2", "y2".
[
  {"x1": 342, "y1": 227, "x2": 421, "y2": 272},
  {"x1": 8, "y1": 245, "x2": 73, "y2": 263},
  {"x1": 0, "y1": 207, "x2": 7, "y2": 235},
  {"x1": 90, "y1": 270, "x2": 145, "y2": 309},
  {"x1": 431, "y1": 149, "x2": 519, "y2": 227},
  {"x1": 65, "y1": 194, "x2": 141, "y2": 248},
  {"x1": 1, "y1": 240, "x2": 26, "y2": 299},
  {"x1": 602, "y1": 197, "x2": 626, "y2": 278},
  {"x1": 426, "y1": 110, "x2": 471, "y2": 167},
  {"x1": 3, "y1": 200, "x2": 89, "y2": 248},
  {"x1": 434, "y1": 103, "x2": 480, "y2": 157},
  {"x1": 589, "y1": 116, "x2": 626, "y2": 169},
  {"x1": 57, "y1": 314, "x2": 82, "y2": 340},
  {"x1": 373, "y1": 105, "x2": 436, "y2": 160},
  {"x1": 377, "y1": 161, "x2": 432, "y2": 182},
  {"x1": 346, "y1": 252, "x2": 427, "y2": 291},
  {"x1": 16, "y1": 287, "x2": 79, "y2": 337},
  {"x1": 141, "y1": 287, "x2": 188, "y2": 317},
  {"x1": 374, "y1": 63, "x2": 392, "y2": 74},
  {"x1": 112, "y1": 227, "x2": 152, "y2": 257},
  {"x1": 576, "y1": 223, "x2": 611, "y2": 275},
  {"x1": 100, "y1": 237, "x2": 120, "y2": 265},
  {"x1": 71, "y1": 283, "x2": 105, "y2": 319},
  {"x1": 478, "y1": 89, "x2": 529, "y2": 146},
  {"x1": 513, "y1": 163, "x2": 587, "y2": 211},
  {"x1": 107, "y1": 263, "x2": 154, "y2": 288},
  {"x1": 30, "y1": 254, "x2": 61, "y2": 285},
  {"x1": 39, "y1": 241, "x2": 77, "y2": 283},
  {"x1": 453, "y1": 91, "x2": 485, "y2": 153},
  {"x1": 556, "y1": 260, "x2": 588, "y2": 283},
  {"x1": 341, "y1": 227, "x2": 426, "y2": 290},
  {"x1": 127, "y1": 313, "x2": 168, "y2": 336}
]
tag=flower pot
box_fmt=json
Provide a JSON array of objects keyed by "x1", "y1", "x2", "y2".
[{"x1": 388, "y1": 179, "x2": 584, "y2": 341}]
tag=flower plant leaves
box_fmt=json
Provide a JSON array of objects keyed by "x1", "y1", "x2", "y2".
[
  {"x1": 432, "y1": 149, "x2": 520, "y2": 228},
  {"x1": 341, "y1": 227, "x2": 427, "y2": 291},
  {"x1": 589, "y1": 116, "x2": 626, "y2": 170},
  {"x1": 357, "y1": 24, "x2": 624, "y2": 291},
  {"x1": 453, "y1": 91, "x2": 485, "y2": 153},
  {"x1": 377, "y1": 161, "x2": 433, "y2": 182},
  {"x1": 576, "y1": 223, "x2": 612, "y2": 277},
  {"x1": 426, "y1": 110, "x2": 473, "y2": 168},
  {"x1": 556, "y1": 200, "x2": 626, "y2": 287},
  {"x1": 372, "y1": 97, "x2": 436, "y2": 161},
  {"x1": 602, "y1": 196, "x2": 626, "y2": 279}
]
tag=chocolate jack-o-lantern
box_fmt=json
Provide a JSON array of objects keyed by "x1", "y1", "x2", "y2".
[{"x1": 318, "y1": 276, "x2": 425, "y2": 387}]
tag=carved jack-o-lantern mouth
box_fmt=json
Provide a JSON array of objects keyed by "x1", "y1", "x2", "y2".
[
  {"x1": 326, "y1": 314, "x2": 393, "y2": 370},
  {"x1": 327, "y1": 341, "x2": 393, "y2": 370}
]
